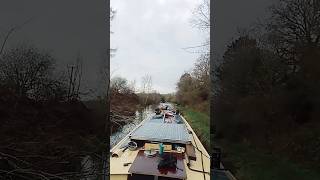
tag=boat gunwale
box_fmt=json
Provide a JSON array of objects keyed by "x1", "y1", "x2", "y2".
[
  {"x1": 110, "y1": 104, "x2": 210, "y2": 179},
  {"x1": 110, "y1": 113, "x2": 153, "y2": 153},
  {"x1": 110, "y1": 108, "x2": 210, "y2": 155}
]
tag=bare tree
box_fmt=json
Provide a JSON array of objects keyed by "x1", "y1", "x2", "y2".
[
  {"x1": 190, "y1": 0, "x2": 210, "y2": 32},
  {"x1": 267, "y1": 0, "x2": 320, "y2": 67},
  {"x1": 0, "y1": 45, "x2": 53, "y2": 96},
  {"x1": 179, "y1": 0, "x2": 211, "y2": 111},
  {"x1": 0, "y1": 17, "x2": 35, "y2": 56},
  {"x1": 104, "y1": 7, "x2": 117, "y2": 134},
  {"x1": 67, "y1": 55, "x2": 83, "y2": 101},
  {"x1": 0, "y1": 44, "x2": 69, "y2": 101},
  {"x1": 110, "y1": 7, "x2": 117, "y2": 57},
  {"x1": 176, "y1": 73, "x2": 194, "y2": 105},
  {"x1": 141, "y1": 74, "x2": 152, "y2": 93},
  {"x1": 141, "y1": 74, "x2": 152, "y2": 105},
  {"x1": 192, "y1": 53, "x2": 210, "y2": 85},
  {"x1": 110, "y1": 76, "x2": 129, "y2": 93},
  {"x1": 184, "y1": 0, "x2": 210, "y2": 54},
  {"x1": 128, "y1": 79, "x2": 137, "y2": 93}
]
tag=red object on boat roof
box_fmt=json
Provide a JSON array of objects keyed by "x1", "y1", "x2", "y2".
[
  {"x1": 165, "y1": 112, "x2": 173, "y2": 117},
  {"x1": 128, "y1": 150, "x2": 186, "y2": 179}
]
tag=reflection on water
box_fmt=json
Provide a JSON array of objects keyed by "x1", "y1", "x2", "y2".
[
  {"x1": 79, "y1": 106, "x2": 156, "y2": 180},
  {"x1": 110, "y1": 105, "x2": 155, "y2": 148}
]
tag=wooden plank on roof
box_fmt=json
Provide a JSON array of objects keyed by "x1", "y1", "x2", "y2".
[
  {"x1": 186, "y1": 144, "x2": 196, "y2": 161},
  {"x1": 144, "y1": 143, "x2": 172, "y2": 151}
]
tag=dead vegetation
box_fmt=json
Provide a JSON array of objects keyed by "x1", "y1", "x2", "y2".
[
  {"x1": 0, "y1": 88, "x2": 107, "y2": 179},
  {"x1": 110, "y1": 87, "x2": 140, "y2": 133},
  {"x1": 0, "y1": 45, "x2": 107, "y2": 179}
]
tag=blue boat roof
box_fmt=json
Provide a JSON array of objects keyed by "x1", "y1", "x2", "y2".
[{"x1": 130, "y1": 121, "x2": 191, "y2": 144}]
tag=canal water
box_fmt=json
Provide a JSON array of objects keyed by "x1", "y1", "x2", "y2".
[
  {"x1": 80, "y1": 105, "x2": 156, "y2": 180},
  {"x1": 110, "y1": 105, "x2": 155, "y2": 148}
]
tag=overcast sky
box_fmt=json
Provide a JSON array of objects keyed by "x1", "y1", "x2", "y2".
[
  {"x1": 110, "y1": 0, "x2": 205, "y2": 94},
  {"x1": 213, "y1": 0, "x2": 276, "y2": 57},
  {"x1": 0, "y1": 0, "x2": 106, "y2": 99},
  {"x1": 0, "y1": 0, "x2": 277, "y2": 97}
]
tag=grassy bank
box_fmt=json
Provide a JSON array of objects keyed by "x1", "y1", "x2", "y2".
[
  {"x1": 217, "y1": 140, "x2": 320, "y2": 180},
  {"x1": 178, "y1": 105, "x2": 210, "y2": 150}
]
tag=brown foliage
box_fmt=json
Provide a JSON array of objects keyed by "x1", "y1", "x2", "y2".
[
  {"x1": 176, "y1": 54, "x2": 210, "y2": 113},
  {"x1": 214, "y1": 0, "x2": 320, "y2": 164},
  {"x1": 0, "y1": 87, "x2": 105, "y2": 178},
  {"x1": 0, "y1": 45, "x2": 68, "y2": 102}
]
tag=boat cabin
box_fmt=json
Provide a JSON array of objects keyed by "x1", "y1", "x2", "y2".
[{"x1": 110, "y1": 104, "x2": 210, "y2": 180}]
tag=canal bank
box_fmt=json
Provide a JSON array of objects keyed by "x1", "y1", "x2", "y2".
[
  {"x1": 177, "y1": 105, "x2": 210, "y2": 151},
  {"x1": 110, "y1": 105, "x2": 156, "y2": 148}
]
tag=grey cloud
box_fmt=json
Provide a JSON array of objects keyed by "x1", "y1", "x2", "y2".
[
  {"x1": 111, "y1": 0, "x2": 204, "y2": 94},
  {"x1": 0, "y1": 0, "x2": 107, "y2": 99}
]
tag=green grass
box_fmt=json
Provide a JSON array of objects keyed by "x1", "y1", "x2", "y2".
[
  {"x1": 217, "y1": 141, "x2": 320, "y2": 180},
  {"x1": 178, "y1": 106, "x2": 210, "y2": 150}
]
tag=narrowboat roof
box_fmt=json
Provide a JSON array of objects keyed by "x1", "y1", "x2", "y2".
[
  {"x1": 130, "y1": 122, "x2": 191, "y2": 144},
  {"x1": 110, "y1": 103, "x2": 211, "y2": 180}
]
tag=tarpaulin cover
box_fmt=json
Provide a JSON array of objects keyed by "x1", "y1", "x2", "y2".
[{"x1": 130, "y1": 122, "x2": 191, "y2": 144}]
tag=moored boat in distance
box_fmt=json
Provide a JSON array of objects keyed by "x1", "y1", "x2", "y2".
[{"x1": 110, "y1": 103, "x2": 210, "y2": 180}]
